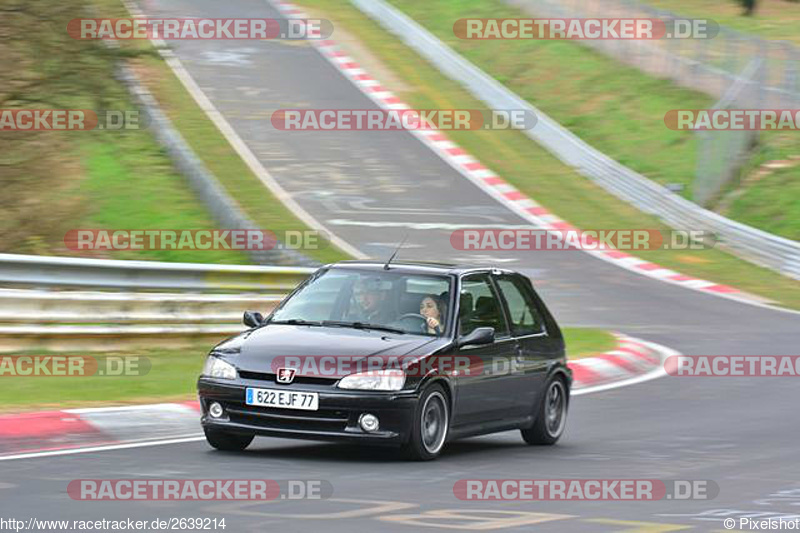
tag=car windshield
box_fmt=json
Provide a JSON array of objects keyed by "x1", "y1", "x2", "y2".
[{"x1": 269, "y1": 268, "x2": 453, "y2": 336}]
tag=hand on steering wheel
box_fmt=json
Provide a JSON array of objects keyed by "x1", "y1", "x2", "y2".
[{"x1": 397, "y1": 313, "x2": 440, "y2": 334}]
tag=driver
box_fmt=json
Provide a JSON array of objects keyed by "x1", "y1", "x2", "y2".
[{"x1": 347, "y1": 276, "x2": 394, "y2": 324}]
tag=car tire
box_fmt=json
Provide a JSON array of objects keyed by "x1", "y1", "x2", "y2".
[
  {"x1": 204, "y1": 427, "x2": 254, "y2": 451},
  {"x1": 403, "y1": 383, "x2": 450, "y2": 461},
  {"x1": 521, "y1": 375, "x2": 568, "y2": 445}
]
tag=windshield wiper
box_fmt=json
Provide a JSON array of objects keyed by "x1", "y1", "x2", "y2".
[
  {"x1": 269, "y1": 319, "x2": 324, "y2": 326},
  {"x1": 321, "y1": 321, "x2": 406, "y2": 335}
]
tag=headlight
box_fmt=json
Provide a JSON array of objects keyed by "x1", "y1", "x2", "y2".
[
  {"x1": 202, "y1": 355, "x2": 237, "y2": 380},
  {"x1": 337, "y1": 370, "x2": 405, "y2": 391}
]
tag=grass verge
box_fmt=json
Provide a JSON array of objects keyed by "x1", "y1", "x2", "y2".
[
  {"x1": 386, "y1": 0, "x2": 712, "y2": 196},
  {"x1": 296, "y1": 0, "x2": 800, "y2": 309},
  {"x1": 0, "y1": 346, "x2": 206, "y2": 412},
  {"x1": 563, "y1": 328, "x2": 618, "y2": 360},
  {"x1": 725, "y1": 159, "x2": 800, "y2": 239},
  {"x1": 75, "y1": 131, "x2": 252, "y2": 264},
  {"x1": 380, "y1": 0, "x2": 800, "y2": 239},
  {"x1": 0, "y1": 0, "x2": 248, "y2": 263}
]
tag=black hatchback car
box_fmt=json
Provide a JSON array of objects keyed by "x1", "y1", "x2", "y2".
[{"x1": 198, "y1": 261, "x2": 571, "y2": 460}]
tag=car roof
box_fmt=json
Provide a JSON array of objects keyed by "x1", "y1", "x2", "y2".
[{"x1": 326, "y1": 260, "x2": 519, "y2": 276}]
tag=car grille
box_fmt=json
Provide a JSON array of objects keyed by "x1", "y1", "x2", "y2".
[
  {"x1": 238, "y1": 370, "x2": 338, "y2": 386},
  {"x1": 225, "y1": 402, "x2": 350, "y2": 432}
]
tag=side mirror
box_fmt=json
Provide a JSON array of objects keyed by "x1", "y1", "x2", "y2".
[
  {"x1": 458, "y1": 327, "x2": 495, "y2": 347},
  {"x1": 243, "y1": 311, "x2": 264, "y2": 328}
]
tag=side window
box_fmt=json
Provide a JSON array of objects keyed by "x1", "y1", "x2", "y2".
[
  {"x1": 496, "y1": 276, "x2": 543, "y2": 336},
  {"x1": 458, "y1": 274, "x2": 509, "y2": 338}
]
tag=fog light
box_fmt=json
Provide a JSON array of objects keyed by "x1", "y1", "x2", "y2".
[
  {"x1": 209, "y1": 402, "x2": 224, "y2": 419},
  {"x1": 359, "y1": 413, "x2": 379, "y2": 433}
]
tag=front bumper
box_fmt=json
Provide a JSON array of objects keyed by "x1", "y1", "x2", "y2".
[{"x1": 198, "y1": 378, "x2": 418, "y2": 446}]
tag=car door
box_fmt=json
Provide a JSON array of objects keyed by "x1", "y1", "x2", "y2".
[
  {"x1": 452, "y1": 272, "x2": 521, "y2": 428},
  {"x1": 494, "y1": 273, "x2": 556, "y2": 413}
]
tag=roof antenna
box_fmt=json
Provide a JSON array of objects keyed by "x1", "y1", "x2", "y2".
[{"x1": 384, "y1": 232, "x2": 409, "y2": 270}]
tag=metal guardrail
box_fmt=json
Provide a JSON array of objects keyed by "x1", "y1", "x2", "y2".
[
  {"x1": 0, "y1": 324, "x2": 247, "y2": 352},
  {"x1": 0, "y1": 253, "x2": 315, "y2": 292},
  {"x1": 352, "y1": 0, "x2": 800, "y2": 281},
  {"x1": 0, "y1": 254, "x2": 314, "y2": 351},
  {"x1": 0, "y1": 289, "x2": 282, "y2": 324}
]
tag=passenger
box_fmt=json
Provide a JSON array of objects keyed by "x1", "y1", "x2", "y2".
[{"x1": 419, "y1": 294, "x2": 445, "y2": 335}]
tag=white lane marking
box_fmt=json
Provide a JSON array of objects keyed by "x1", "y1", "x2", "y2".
[
  {"x1": 200, "y1": 50, "x2": 253, "y2": 66},
  {"x1": 0, "y1": 435, "x2": 204, "y2": 462},
  {"x1": 65, "y1": 403, "x2": 196, "y2": 414},
  {"x1": 117, "y1": 0, "x2": 366, "y2": 260}
]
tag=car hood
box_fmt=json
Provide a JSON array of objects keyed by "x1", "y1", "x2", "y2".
[{"x1": 229, "y1": 324, "x2": 442, "y2": 375}]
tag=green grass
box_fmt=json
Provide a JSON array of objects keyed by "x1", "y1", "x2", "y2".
[
  {"x1": 75, "y1": 131, "x2": 252, "y2": 264},
  {"x1": 713, "y1": 129, "x2": 800, "y2": 241},
  {"x1": 612, "y1": 0, "x2": 800, "y2": 241},
  {"x1": 0, "y1": 0, "x2": 248, "y2": 264},
  {"x1": 726, "y1": 161, "x2": 800, "y2": 238},
  {"x1": 0, "y1": 328, "x2": 615, "y2": 410},
  {"x1": 0, "y1": 347, "x2": 206, "y2": 412},
  {"x1": 379, "y1": 0, "x2": 800, "y2": 238},
  {"x1": 296, "y1": 0, "x2": 800, "y2": 308},
  {"x1": 645, "y1": 0, "x2": 800, "y2": 45},
  {"x1": 391, "y1": 0, "x2": 713, "y2": 194},
  {"x1": 563, "y1": 328, "x2": 618, "y2": 360},
  {"x1": 6, "y1": 0, "x2": 350, "y2": 264}
]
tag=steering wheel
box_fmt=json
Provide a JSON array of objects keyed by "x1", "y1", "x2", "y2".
[
  {"x1": 397, "y1": 313, "x2": 442, "y2": 334},
  {"x1": 396, "y1": 313, "x2": 428, "y2": 329}
]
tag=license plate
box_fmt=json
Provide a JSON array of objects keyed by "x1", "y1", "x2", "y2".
[{"x1": 245, "y1": 388, "x2": 319, "y2": 411}]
